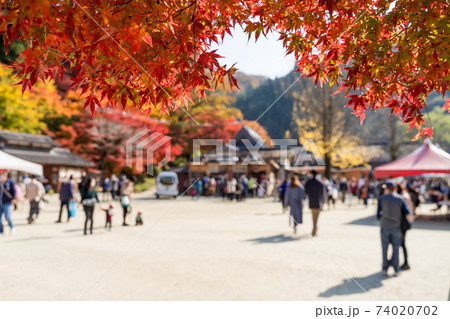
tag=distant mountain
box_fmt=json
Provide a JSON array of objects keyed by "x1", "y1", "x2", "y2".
[
  {"x1": 425, "y1": 91, "x2": 450, "y2": 110},
  {"x1": 234, "y1": 72, "x2": 268, "y2": 93},
  {"x1": 233, "y1": 71, "x2": 303, "y2": 138},
  {"x1": 231, "y1": 69, "x2": 450, "y2": 155}
]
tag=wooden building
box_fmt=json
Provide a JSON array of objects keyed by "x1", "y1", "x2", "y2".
[
  {"x1": 188, "y1": 125, "x2": 321, "y2": 181},
  {"x1": 0, "y1": 130, "x2": 92, "y2": 190}
]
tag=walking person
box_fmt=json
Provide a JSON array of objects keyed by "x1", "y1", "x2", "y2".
[
  {"x1": 360, "y1": 182, "x2": 369, "y2": 208},
  {"x1": 278, "y1": 179, "x2": 289, "y2": 208},
  {"x1": 236, "y1": 178, "x2": 245, "y2": 201},
  {"x1": 78, "y1": 171, "x2": 88, "y2": 193},
  {"x1": 396, "y1": 183, "x2": 415, "y2": 270},
  {"x1": 348, "y1": 177, "x2": 358, "y2": 206},
  {"x1": 284, "y1": 175, "x2": 306, "y2": 234},
  {"x1": 304, "y1": 170, "x2": 325, "y2": 237},
  {"x1": 0, "y1": 171, "x2": 16, "y2": 235},
  {"x1": 248, "y1": 177, "x2": 256, "y2": 198},
  {"x1": 120, "y1": 177, "x2": 134, "y2": 226},
  {"x1": 339, "y1": 177, "x2": 348, "y2": 204},
  {"x1": 202, "y1": 175, "x2": 209, "y2": 196},
  {"x1": 110, "y1": 174, "x2": 119, "y2": 200},
  {"x1": 227, "y1": 177, "x2": 236, "y2": 201},
  {"x1": 240, "y1": 176, "x2": 248, "y2": 201},
  {"x1": 101, "y1": 204, "x2": 114, "y2": 231},
  {"x1": 326, "y1": 179, "x2": 337, "y2": 210},
  {"x1": 209, "y1": 177, "x2": 217, "y2": 196},
  {"x1": 101, "y1": 177, "x2": 111, "y2": 202},
  {"x1": 377, "y1": 182, "x2": 412, "y2": 276},
  {"x1": 25, "y1": 175, "x2": 45, "y2": 224},
  {"x1": 56, "y1": 175, "x2": 74, "y2": 223},
  {"x1": 194, "y1": 179, "x2": 203, "y2": 200},
  {"x1": 80, "y1": 177, "x2": 99, "y2": 235},
  {"x1": 220, "y1": 178, "x2": 227, "y2": 201}
]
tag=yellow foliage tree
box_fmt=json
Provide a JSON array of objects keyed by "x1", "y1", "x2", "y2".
[
  {"x1": 0, "y1": 67, "x2": 78, "y2": 134},
  {"x1": 293, "y1": 81, "x2": 380, "y2": 177}
]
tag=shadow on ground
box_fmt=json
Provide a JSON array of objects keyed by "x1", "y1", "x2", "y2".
[
  {"x1": 14, "y1": 222, "x2": 59, "y2": 227},
  {"x1": 245, "y1": 233, "x2": 306, "y2": 244},
  {"x1": 64, "y1": 226, "x2": 109, "y2": 233},
  {"x1": 6, "y1": 233, "x2": 88, "y2": 243},
  {"x1": 319, "y1": 272, "x2": 390, "y2": 298},
  {"x1": 347, "y1": 216, "x2": 450, "y2": 231}
]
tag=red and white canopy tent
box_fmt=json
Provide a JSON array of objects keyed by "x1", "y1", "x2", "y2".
[{"x1": 374, "y1": 139, "x2": 450, "y2": 179}]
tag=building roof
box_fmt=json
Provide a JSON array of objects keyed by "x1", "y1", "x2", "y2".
[
  {"x1": 169, "y1": 165, "x2": 189, "y2": 174},
  {"x1": 4, "y1": 147, "x2": 93, "y2": 168},
  {"x1": 234, "y1": 125, "x2": 269, "y2": 148},
  {"x1": 0, "y1": 130, "x2": 58, "y2": 149}
]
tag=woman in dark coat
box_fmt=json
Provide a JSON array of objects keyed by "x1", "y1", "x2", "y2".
[
  {"x1": 80, "y1": 177, "x2": 99, "y2": 235},
  {"x1": 284, "y1": 175, "x2": 306, "y2": 234}
]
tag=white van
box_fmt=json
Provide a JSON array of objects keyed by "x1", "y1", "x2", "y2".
[{"x1": 156, "y1": 171, "x2": 179, "y2": 199}]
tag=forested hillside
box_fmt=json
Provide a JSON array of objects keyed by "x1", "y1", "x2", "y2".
[{"x1": 232, "y1": 69, "x2": 450, "y2": 155}]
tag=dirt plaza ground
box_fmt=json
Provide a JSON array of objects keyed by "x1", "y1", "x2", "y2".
[{"x1": 1, "y1": 191, "x2": 449, "y2": 301}]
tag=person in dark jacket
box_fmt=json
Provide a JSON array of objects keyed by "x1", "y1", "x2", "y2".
[
  {"x1": 377, "y1": 182, "x2": 411, "y2": 276},
  {"x1": 278, "y1": 179, "x2": 289, "y2": 208},
  {"x1": 284, "y1": 175, "x2": 306, "y2": 234},
  {"x1": 80, "y1": 177, "x2": 99, "y2": 235},
  {"x1": 0, "y1": 171, "x2": 16, "y2": 235},
  {"x1": 339, "y1": 177, "x2": 348, "y2": 203},
  {"x1": 56, "y1": 175, "x2": 75, "y2": 223},
  {"x1": 304, "y1": 170, "x2": 325, "y2": 236}
]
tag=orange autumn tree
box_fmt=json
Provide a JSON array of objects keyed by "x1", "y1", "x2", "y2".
[
  {"x1": 1, "y1": 0, "x2": 448, "y2": 139},
  {"x1": 167, "y1": 95, "x2": 243, "y2": 157},
  {"x1": 51, "y1": 108, "x2": 182, "y2": 173}
]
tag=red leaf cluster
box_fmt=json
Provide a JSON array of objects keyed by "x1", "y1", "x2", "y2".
[{"x1": 1, "y1": 0, "x2": 448, "y2": 139}]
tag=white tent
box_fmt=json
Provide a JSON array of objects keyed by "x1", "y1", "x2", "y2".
[{"x1": 0, "y1": 150, "x2": 43, "y2": 176}]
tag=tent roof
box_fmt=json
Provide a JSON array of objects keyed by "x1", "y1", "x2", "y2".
[
  {"x1": 0, "y1": 150, "x2": 43, "y2": 176},
  {"x1": 4, "y1": 147, "x2": 92, "y2": 168},
  {"x1": 373, "y1": 139, "x2": 450, "y2": 179}
]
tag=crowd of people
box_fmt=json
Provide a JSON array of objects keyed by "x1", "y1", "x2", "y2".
[
  {"x1": 187, "y1": 174, "x2": 276, "y2": 201},
  {"x1": 0, "y1": 171, "x2": 139, "y2": 236},
  {"x1": 184, "y1": 172, "x2": 449, "y2": 215},
  {"x1": 280, "y1": 171, "x2": 449, "y2": 275},
  {"x1": 63, "y1": 173, "x2": 137, "y2": 234},
  {"x1": 1, "y1": 169, "x2": 448, "y2": 275}
]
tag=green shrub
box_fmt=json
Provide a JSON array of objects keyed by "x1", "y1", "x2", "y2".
[{"x1": 134, "y1": 177, "x2": 156, "y2": 193}]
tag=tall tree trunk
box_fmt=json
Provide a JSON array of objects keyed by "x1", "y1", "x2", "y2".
[{"x1": 389, "y1": 116, "x2": 399, "y2": 160}]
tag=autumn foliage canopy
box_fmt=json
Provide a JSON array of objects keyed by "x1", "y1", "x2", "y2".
[{"x1": 1, "y1": 0, "x2": 449, "y2": 139}]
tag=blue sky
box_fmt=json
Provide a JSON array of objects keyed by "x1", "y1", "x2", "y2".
[{"x1": 211, "y1": 26, "x2": 296, "y2": 79}]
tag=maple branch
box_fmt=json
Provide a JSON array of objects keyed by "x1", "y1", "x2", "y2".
[
  {"x1": 164, "y1": 21, "x2": 191, "y2": 48},
  {"x1": 113, "y1": 0, "x2": 132, "y2": 6},
  {"x1": 162, "y1": 1, "x2": 197, "y2": 56},
  {"x1": 173, "y1": 1, "x2": 196, "y2": 19}
]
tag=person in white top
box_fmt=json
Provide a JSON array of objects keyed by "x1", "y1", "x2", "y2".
[
  {"x1": 25, "y1": 175, "x2": 45, "y2": 224},
  {"x1": 226, "y1": 177, "x2": 237, "y2": 201}
]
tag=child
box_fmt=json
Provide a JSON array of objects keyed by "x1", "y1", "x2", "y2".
[
  {"x1": 102, "y1": 204, "x2": 114, "y2": 231},
  {"x1": 135, "y1": 212, "x2": 143, "y2": 226}
]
